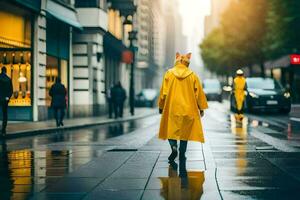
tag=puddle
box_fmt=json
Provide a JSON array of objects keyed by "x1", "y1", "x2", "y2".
[
  {"x1": 230, "y1": 114, "x2": 249, "y2": 175},
  {"x1": 0, "y1": 140, "x2": 96, "y2": 199},
  {"x1": 158, "y1": 160, "x2": 205, "y2": 200}
]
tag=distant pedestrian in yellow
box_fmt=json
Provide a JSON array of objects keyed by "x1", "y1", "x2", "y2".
[
  {"x1": 158, "y1": 52, "x2": 208, "y2": 162},
  {"x1": 233, "y1": 69, "x2": 247, "y2": 120}
]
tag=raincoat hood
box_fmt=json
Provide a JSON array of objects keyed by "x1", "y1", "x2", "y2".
[{"x1": 170, "y1": 64, "x2": 193, "y2": 79}]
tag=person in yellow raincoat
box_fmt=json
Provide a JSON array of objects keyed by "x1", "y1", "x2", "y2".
[
  {"x1": 158, "y1": 52, "x2": 208, "y2": 162},
  {"x1": 233, "y1": 69, "x2": 247, "y2": 120}
]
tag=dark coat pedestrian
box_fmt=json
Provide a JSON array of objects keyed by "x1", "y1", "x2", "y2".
[
  {"x1": 106, "y1": 85, "x2": 114, "y2": 118},
  {"x1": 111, "y1": 82, "x2": 126, "y2": 118},
  {"x1": 0, "y1": 67, "x2": 13, "y2": 135},
  {"x1": 49, "y1": 77, "x2": 67, "y2": 127}
]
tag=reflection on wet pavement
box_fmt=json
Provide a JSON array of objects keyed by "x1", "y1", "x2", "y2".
[
  {"x1": 0, "y1": 140, "x2": 92, "y2": 199},
  {"x1": 204, "y1": 105, "x2": 300, "y2": 199},
  {"x1": 0, "y1": 117, "x2": 158, "y2": 200},
  {"x1": 159, "y1": 160, "x2": 205, "y2": 200},
  {"x1": 5, "y1": 117, "x2": 155, "y2": 151},
  {"x1": 230, "y1": 114, "x2": 248, "y2": 175}
]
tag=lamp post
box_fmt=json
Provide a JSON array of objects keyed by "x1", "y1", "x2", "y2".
[{"x1": 128, "y1": 30, "x2": 137, "y2": 116}]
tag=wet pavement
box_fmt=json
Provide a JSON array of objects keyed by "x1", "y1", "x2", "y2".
[
  {"x1": 5, "y1": 108, "x2": 156, "y2": 137},
  {"x1": 1, "y1": 102, "x2": 300, "y2": 199}
]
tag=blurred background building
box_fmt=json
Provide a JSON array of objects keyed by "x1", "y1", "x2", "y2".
[{"x1": 204, "y1": 0, "x2": 233, "y2": 36}]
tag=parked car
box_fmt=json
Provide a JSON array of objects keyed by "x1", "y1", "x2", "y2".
[
  {"x1": 203, "y1": 79, "x2": 222, "y2": 102},
  {"x1": 230, "y1": 77, "x2": 291, "y2": 113},
  {"x1": 135, "y1": 89, "x2": 158, "y2": 107}
]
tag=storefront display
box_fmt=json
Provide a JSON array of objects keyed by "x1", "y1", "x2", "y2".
[
  {"x1": 0, "y1": 8, "x2": 32, "y2": 106},
  {"x1": 0, "y1": 51, "x2": 32, "y2": 106},
  {"x1": 0, "y1": 3, "x2": 33, "y2": 120}
]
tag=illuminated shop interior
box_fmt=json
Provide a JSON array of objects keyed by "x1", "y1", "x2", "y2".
[{"x1": 0, "y1": 9, "x2": 32, "y2": 107}]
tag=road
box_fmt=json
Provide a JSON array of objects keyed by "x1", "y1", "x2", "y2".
[{"x1": 1, "y1": 102, "x2": 300, "y2": 200}]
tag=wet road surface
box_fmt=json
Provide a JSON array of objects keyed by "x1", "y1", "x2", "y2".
[
  {"x1": 1, "y1": 102, "x2": 300, "y2": 199},
  {"x1": 0, "y1": 116, "x2": 160, "y2": 200}
]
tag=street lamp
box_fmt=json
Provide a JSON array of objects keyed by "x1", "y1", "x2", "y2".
[{"x1": 128, "y1": 30, "x2": 137, "y2": 115}]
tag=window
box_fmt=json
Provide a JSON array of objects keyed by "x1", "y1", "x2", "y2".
[
  {"x1": 45, "y1": 56, "x2": 68, "y2": 107},
  {"x1": 0, "y1": 51, "x2": 32, "y2": 106},
  {"x1": 0, "y1": 9, "x2": 32, "y2": 106}
]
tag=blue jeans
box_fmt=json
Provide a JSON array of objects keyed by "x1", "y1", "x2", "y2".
[{"x1": 168, "y1": 139, "x2": 187, "y2": 153}]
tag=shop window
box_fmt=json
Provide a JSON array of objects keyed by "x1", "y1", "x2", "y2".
[
  {"x1": 46, "y1": 56, "x2": 68, "y2": 107},
  {"x1": 0, "y1": 51, "x2": 32, "y2": 106},
  {"x1": 0, "y1": 5, "x2": 32, "y2": 107},
  {"x1": 60, "y1": 59, "x2": 68, "y2": 86}
]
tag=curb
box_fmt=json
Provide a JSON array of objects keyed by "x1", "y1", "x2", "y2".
[{"x1": 4, "y1": 111, "x2": 158, "y2": 139}]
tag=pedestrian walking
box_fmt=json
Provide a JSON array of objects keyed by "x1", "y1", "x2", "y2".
[
  {"x1": 111, "y1": 82, "x2": 127, "y2": 118},
  {"x1": 233, "y1": 69, "x2": 247, "y2": 120},
  {"x1": 49, "y1": 77, "x2": 67, "y2": 127},
  {"x1": 158, "y1": 52, "x2": 208, "y2": 162},
  {"x1": 0, "y1": 67, "x2": 13, "y2": 136},
  {"x1": 106, "y1": 85, "x2": 114, "y2": 118}
]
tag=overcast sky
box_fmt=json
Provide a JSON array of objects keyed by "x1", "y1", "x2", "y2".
[{"x1": 178, "y1": 0, "x2": 211, "y2": 69}]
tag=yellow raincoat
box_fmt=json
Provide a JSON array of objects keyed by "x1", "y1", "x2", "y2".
[
  {"x1": 233, "y1": 76, "x2": 247, "y2": 111},
  {"x1": 158, "y1": 63, "x2": 208, "y2": 143}
]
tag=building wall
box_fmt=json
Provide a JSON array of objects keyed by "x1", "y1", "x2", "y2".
[
  {"x1": 34, "y1": 0, "x2": 48, "y2": 121},
  {"x1": 71, "y1": 3, "x2": 108, "y2": 118},
  {"x1": 72, "y1": 32, "x2": 106, "y2": 117}
]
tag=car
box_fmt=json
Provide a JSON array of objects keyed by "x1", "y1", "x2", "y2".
[
  {"x1": 230, "y1": 77, "x2": 291, "y2": 113},
  {"x1": 203, "y1": 79, "x2": 223, "y2": 102},
  {"x1": 135, "y1": 89, "x2": 158, "y2": 107}
]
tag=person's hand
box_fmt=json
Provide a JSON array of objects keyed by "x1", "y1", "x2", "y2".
[
  {"x1": 159, "y1": 109, "x2": 163, "y2": 114},
  {"x1": 200, "y1": 110, "x2": 204, "y2": 117}
]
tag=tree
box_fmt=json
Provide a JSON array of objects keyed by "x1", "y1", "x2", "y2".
[
  {"x1": 200, "y1": 28, "x2": 239, "y2": 76},
  {"x1": 200, "y1": 0, "x2": 268, "y2": 77},
  {"x1": 222, "y1": 0, "x2": 267, "y2": 76},
  {"x1": 264, "y1": 0, "x2": 300, "y2": 60}
]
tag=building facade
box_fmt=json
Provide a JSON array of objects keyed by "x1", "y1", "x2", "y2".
[
  {"x1": 0, "y1": 0, "x2": 82, "y2": 121},
  {"x1": 0, "y1": 0, "x2": 169, "y2": 121},
  {"x1": 72, "y1": 0, "x2": 108, "y2": 117},
  {"x1": 162, "y1": 0, "x2": 186, "y2": 69}
]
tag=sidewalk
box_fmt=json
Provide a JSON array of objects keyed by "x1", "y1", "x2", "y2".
[
  {"x1": 30, "y1": 131, "x2": 221, "y2": 200},
  {"x1": 4, "y1": 108, "x2": 157, "y2": 138},
  {"x1": 24, "y1": 103, "x2": 300, "y2": 200}
]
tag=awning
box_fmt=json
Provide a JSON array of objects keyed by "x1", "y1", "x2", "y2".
[
  {"x1": 46, "y1": 0, "x2": 83, "y2": 30},
  {"x1": 104, "y1": 32, "x2": 129, "y2": 57},
  {"x1": 265, "y1": 55, "x2": 290, "y2": 69},
  {"x1": 107, "y1": 0, "x2": 136, "y2": 16},
  {"x1": 15, "y1": 0, "x2": 41, "y2": 12}
]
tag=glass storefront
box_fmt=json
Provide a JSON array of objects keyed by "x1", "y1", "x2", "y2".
[
  {"x1": 0, "y1": 51, "x2": 32, "y2": 106},
  {"x1": 46, "y1": 19, "x2": 70, "y2": 109},
  {"x1": 45, "y1": 56, "x2": 68, "y2": 106},
  {"x1": 0, "y1": 3, "x2": 33, "y2": 120}
]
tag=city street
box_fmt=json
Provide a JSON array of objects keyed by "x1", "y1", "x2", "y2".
[
  {"x1": 1, "y1": 0, "x2": 300, "y2": 200},
  {"x1": 1, "y1": 102, "x2": 300, "y2": 200}
]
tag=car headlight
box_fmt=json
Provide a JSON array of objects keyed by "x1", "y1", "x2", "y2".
[
  {"x1": 249, "y1": 92, "x2": 259, "y2": 98},
  {"x1": 284, "y1": 92, "x2": 291, "y2": 98}
]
